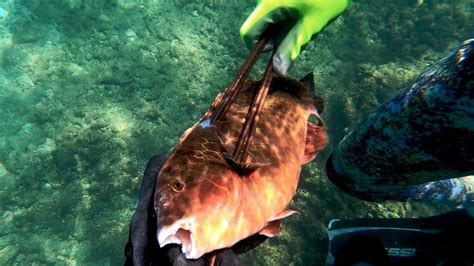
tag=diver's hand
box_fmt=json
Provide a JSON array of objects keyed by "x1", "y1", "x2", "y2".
[
  {"x1": 240, "y1": 0, "x2": 351, "y2": 75},
  {"x1": 125, "y1": 155, "x2": 165, "y2": 266},
  {"x1": 165, "y1": 246, "x2": 240, "y2": 266}
]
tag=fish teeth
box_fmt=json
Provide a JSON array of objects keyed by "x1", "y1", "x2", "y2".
[
  {"x1": 158, "y1": 217, "x2": 199, "y2": 258},
  {"x1": 157, "y1": 224, "x2": 180, "y2": 247},
  {"x1": 162, "y1": 234, "x2": 181, "y2": 247},
  {"x1": 184, "y1": 232, "x2": 198, "y2": 259}
]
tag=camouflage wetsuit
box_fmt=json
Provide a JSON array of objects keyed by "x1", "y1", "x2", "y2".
[{"x1": 326, "y1": 39, "x2": 474, "y2": 206}]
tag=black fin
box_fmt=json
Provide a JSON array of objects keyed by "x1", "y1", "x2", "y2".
[
  {"x1": 299, "y1": 72, "x2": 315, "y2": 91},
  {"x1": 299, "y1": 72, "x2": 324, "y2": 114}
]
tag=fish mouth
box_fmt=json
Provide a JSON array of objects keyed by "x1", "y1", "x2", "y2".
[{"x1": 157, "y1": 217, "x2": 201, "y2": 259}]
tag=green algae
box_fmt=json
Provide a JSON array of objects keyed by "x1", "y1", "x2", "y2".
[{"x1": 0, "y1": 0, "x2": 472, "y2": 265}]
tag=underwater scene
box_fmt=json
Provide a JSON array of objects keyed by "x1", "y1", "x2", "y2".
[{"x1": 0, "y1": 0, "x2": 473, "y2": 265}]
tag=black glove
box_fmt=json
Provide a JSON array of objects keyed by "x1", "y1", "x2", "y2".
[
  {"x1": 124, "y1": 156, "x2": 244, "y2": 266},
  {"x1": 124, "y1": 155, "x2": 164, "y2": 265}
]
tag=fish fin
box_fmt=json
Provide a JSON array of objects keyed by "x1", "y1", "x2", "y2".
[
  {"x1": 303, "y1": 114, "x2": 328, "y2": 165},
  {"x1": 222, "y1": 152, "x2": 263, "y2": 176},
  {"x1": 260, "y1": 210, "x2": 299, "y2": 237},
  {"x1": 269, "y1": 209, "x2": 299, "y2": 221},
  {"x1": 299, "y1": 72, "x2": 324, "y2": 113},
  {"x1": 259, "y1": 220, "x2": 281, "y2": 238},
  {"x1": 299, "y1": 72, "x2": 315, "y2": 91}
]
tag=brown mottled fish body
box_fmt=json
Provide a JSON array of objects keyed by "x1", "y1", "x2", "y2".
[{"x1": 155, "y1": 76, "x2": 327, "y2": 259}]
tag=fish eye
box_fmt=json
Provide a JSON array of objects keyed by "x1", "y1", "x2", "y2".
[
  {"x1": 308, "y1": 114, "x2": 322, "y2": 126},
  {"x1": 170, "y1": 179, "x2": 185, "y2": 192}
]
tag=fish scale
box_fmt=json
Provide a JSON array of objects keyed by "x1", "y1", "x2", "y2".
[{"x1": 154, "y1": 75, "x2": 327, "y2": 259}]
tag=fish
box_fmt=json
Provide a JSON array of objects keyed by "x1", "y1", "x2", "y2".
[{"x1": 154, "y1": 73, "x2": 328, "y2": 259}]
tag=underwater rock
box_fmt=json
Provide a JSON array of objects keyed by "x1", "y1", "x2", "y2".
[
  {"x1": 0, "y1": 244, "x2": 19, "y2": 264},
  {"x1": 52, "y1": 149, "x2": 77, "y2": 170}
]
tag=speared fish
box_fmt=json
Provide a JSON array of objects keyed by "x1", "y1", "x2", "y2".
[{"x1": 154, "y1": 36, "x2": 328, "y2": 259}]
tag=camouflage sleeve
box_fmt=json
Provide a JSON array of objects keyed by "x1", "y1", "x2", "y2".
[
  {"x1": 326, "y1": 39, "x2": 474, "y2": 202},
  {"x1": 389, "y1": 176, "x2": 474, "y2": 207}
]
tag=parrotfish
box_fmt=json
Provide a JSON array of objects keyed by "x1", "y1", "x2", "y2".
[{"x1": 154, "y1": 73, "x2": 327, "y2": 259}]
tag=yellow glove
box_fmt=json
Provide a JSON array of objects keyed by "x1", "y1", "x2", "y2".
[{"x1": 240, "y1": 0, "x2": 351, "y2": 75}]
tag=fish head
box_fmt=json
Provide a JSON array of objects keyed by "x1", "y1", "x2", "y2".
[{"x1": 154, "y1": 151, "x2": 241, "y2": 259}]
